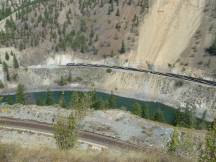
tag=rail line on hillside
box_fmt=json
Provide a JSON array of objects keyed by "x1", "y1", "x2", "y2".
[
  {"x1": 66, "y1": 63, "x2": 216, "y2": 87},
  {"x1": 0, "y1": 117, "x2": 147, "y2": 151}
]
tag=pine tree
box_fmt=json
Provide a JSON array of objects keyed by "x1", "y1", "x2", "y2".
[
  {"x1": 59, "y1": 92, "x2": 66, "y2": 108},
  {"x1": 120, "y1": 40, "x2": 126, "y2": 53},
  {"x1": 154, "y1": 109, "x2": 165, "y2": 122},
  {"x1": 3, "y1": 62, "x2": 10, "y2": 81},
  {"x1": 132, "y1": 102, "x2": 142, "y2": 117},
  {"x1": 70, "y1": 91, "x2": 93, "y2": 119},
  {"x1": 108, "y1": 92, "x2": 116, "y2": 108},
  {"x1": 16, "y1": 84, "x2": 25, "y2": 104},
  {"x1": 71, "y1": 92, "x2": 84, "y2": 120},
  {"x1": 90, "y1": 89, "x2": 97, "y2": 108},
  {"x1": 59, "y1": 76, "x2": 65, "y2": 86},
  {"x1": 116, "y1": 8, "x2": 120, "y2": 16},
  {"x1": 13, "y1": 54, "x2": 19, "y2": 68},
  {"x1": 68, "y1": 71, "x2": 72, "y2": 82},
  {"x1": 142, "y1": 106, "x2": 150, "y2": 119},
  {"x1": 5, "y1": 52, "x2": 9, "y2": 60},
  {"x1": 45, "y1": 89, "x2": 53, "y2": 105}
]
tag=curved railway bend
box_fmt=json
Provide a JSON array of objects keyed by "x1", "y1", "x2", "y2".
[
  {"x1": 66, "y1": 63, "x2": 216, "y2": 87},
  {"x1": 0, "y1": 117, "x2": 148, "y2": 151}
]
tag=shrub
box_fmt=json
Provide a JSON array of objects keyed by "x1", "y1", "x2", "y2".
[
  {"x1": 106, "y1": 68, "x2": 112, "y2": 73},
  {"x1": 206, "y1": 44, "x2": 216, "y2": 56},
  {"x1": 167, "y1": 129, "x2": 179, "y2": 153},
  {"x1": 153, "y1": 109, "x2": 165, "y2": 122},
  {"x1": 206, "y1": 38, "x2": 216, "y2": 56},
  {"x1": 174, "y1": 80, "x2": 183, "y2": 88},
  {"x1": 199, "y1": 119, "x2": 216, "y2": 162},
  {"x1": 53, "y1": 114, "x2": 77, "y2": 150},
  {"x1": 132, "y1": 102, "x2": 142, "y2": 117}
]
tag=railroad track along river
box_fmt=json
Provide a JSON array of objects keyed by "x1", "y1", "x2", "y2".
[{"x1": 0, "y1": 117, "x2": 148, "y2": 151}]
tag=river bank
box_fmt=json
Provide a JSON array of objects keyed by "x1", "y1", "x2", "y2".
[{"x1": 0, "y1": 66, "x2": 215, "y2": 122}]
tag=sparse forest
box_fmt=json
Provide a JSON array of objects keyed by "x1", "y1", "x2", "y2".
[{"x1": 0, "y1": 0, "x2": 149, "y2": 58}]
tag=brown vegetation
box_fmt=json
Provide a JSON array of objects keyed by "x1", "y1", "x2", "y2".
[{"x1": 0, "y1": 143, "x2": 190, "y2": 162}]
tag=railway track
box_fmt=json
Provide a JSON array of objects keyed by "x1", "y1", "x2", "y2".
[
  {"x1": 66, "y1": 63, "x2": 216, "y2": 87},
  {"x1": 0, "y1": 117, "x2": 147, "y2": 151}
]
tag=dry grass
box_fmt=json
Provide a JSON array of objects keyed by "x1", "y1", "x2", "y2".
[{"x1": 0, "y1": 143, "x2": 191, "y2": 162}]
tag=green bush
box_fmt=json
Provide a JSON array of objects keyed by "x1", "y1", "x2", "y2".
[
  {"x1": 199, "y1": 119, "x2": 216, "y2": 162},
  {"x1": 53, "y1": 114, "x2": 77, "y2": 150},
  {"x1": 132, "y1": 102, "x2": 142, "y2": 117},
  {"x1": 206, "y1": 37, "x2": 216, "y2": 56},
  {"x1": 167, "y1": 129, "x2": 179, "y2": 153},
  {"x1": 106, "y1": 68, "x2": 112, "y2": 73}
]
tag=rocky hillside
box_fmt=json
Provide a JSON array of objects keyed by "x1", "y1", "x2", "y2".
[
  {"x1": 0, "y1": 0, "x2": 148, "y2": 64},
  {"x1": 129, "y1": 0, "x2": 216, "y2": 78},
  {"x1": 0, "y1": 0, "x2": 216, "y2": 78}
]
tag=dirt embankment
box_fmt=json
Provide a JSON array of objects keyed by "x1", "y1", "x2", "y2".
[{"x1": 129, "y1": 0, "x2": 205, "y2": 70}]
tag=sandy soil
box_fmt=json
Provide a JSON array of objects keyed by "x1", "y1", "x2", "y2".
[{"x1": 129, "y1": 0, "x2": 205, "y2": 71}]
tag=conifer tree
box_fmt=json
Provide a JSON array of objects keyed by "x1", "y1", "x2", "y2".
[
  {"x1": 132, "y1": 102, "x2": 142, "y2": 117},
  {"x1": 59, "y1": 91, "x2": 66, "y2": 108},
  {"x1": 45, "y1": 89, "x2": 53, "y2": 105},
  {"x1": 154, "y1": 109, "x2": 165, "y2": 122},
  {"x1": 13, "y1": 54, "x2": 19, "y2": 68},
  {"x1": 108, "y1": 92, "x2": 116, "y2": 108},
  {"x1": 5, "y1": 52, "x2": 9, "y2": 60},
  {"x1": 120, "y1": 40, "x2": 126, "y2": 53},
  {"x1": 3, "y1": 62, "x2": 10, "y2": 81},
  {"x1": 142, "y1": 106, "x2": 150, "y2": 119},
  {"x1": 116, "y1": 8, "x2": 120, "y2": 16},
  {"x1": 16, "y1": 84, "x2": 25, "y2": 104}
]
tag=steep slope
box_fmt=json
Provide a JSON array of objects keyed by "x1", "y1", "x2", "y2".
[
  {"x1": 127, "y1": 0, "x2": 216, "y2": 79},
  {"x1": 131, "y1": 0, "x2": 205, "y2": 70},
  {"x1": 0, "y1": 0, "x2": 216, "y2": 78},
  {"x1": 0, "y1": 0, "x2": 148, "y2": 66}
]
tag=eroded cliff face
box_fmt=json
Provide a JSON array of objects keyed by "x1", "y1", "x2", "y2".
[
  {"x1": 129, "y1": 0, "x2": 205, "y2": 70},
  {"x1": 102, "y1": 70, "x2": 216, "y2": 122}
]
